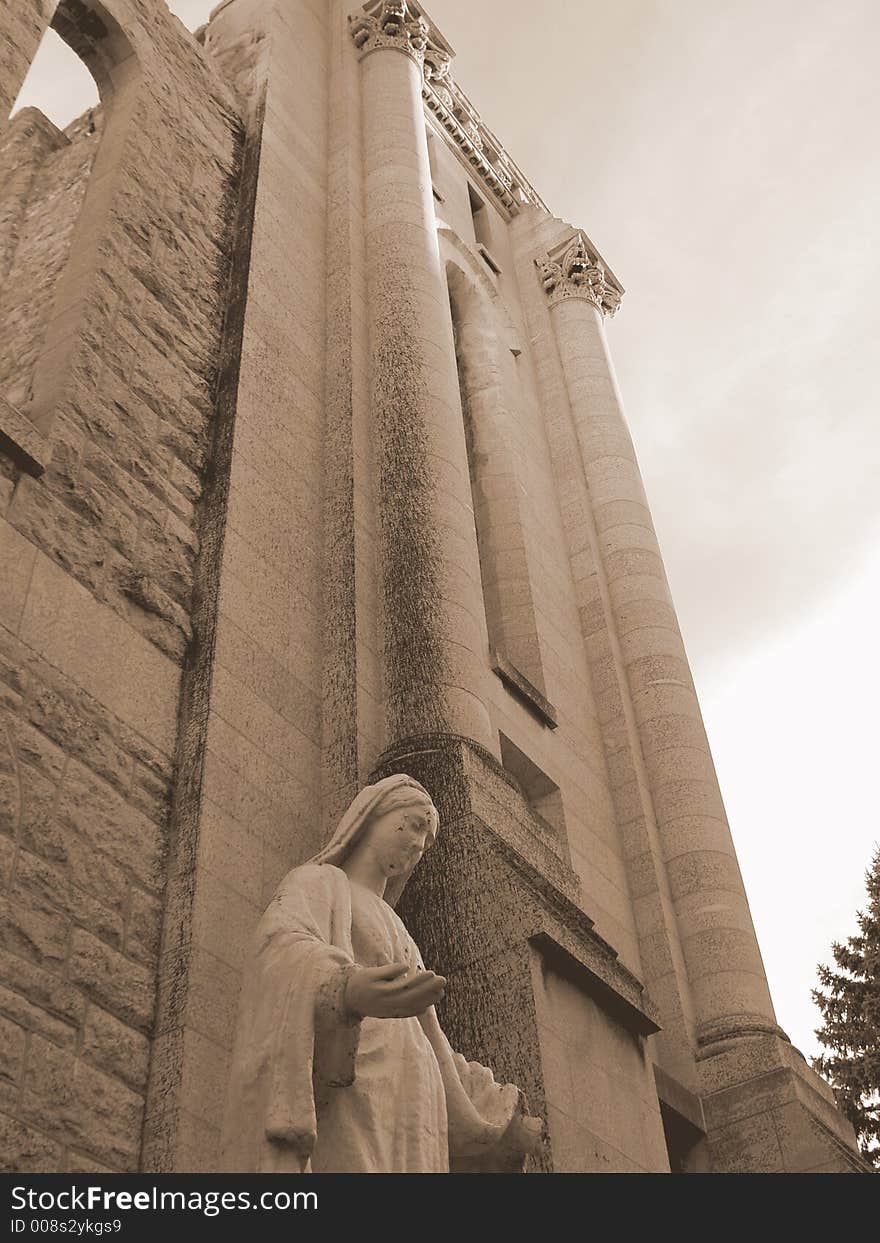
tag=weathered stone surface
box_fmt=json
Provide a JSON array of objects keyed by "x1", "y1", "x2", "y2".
[
  {"x1": 0, "y1": 1011, "x2": 26, "y2": 1087},
  {"x1": 21, "y1": 1036, "x2": 144, "y2": 1170},
  {"x1": 126, "y1": 887, "x2": 163, "y2": 967},
  {"x1": 10, "y1": 849, "x2": 123, "y2": 947},
  {"x1": 0, "y1": 521, "x2": 37, "y2": 633},
  {"x1": 0, "y1": 893, "x2": 68, "y2": 966},
  {"x1": 10, "y1": 764, "x2": 55, "y2": 852},
  {"x1": 56, "y1": 762, "x2": 166, "y2": 893},
  {"x1": 0, "y1": 832, "x2": 14, "y2": 883},
  {"x1": 18, "y1": 555, "x2": 181, "y2": 757},
  {"x1": 0, "y1": 979, "x2": 77, "y2": 1048},
  {"x1": 0, "y1": 946, "x2": 83, "y2": 1027},
  {"x1": 0, "y1": 1113, "x2": 61, "y2": 1174},
  {"x1": 26, "y1": 683, "x2": 131, "y2": 795},
  {"x1": 82, "y1": 1004, "x2": 151, "y2": 1092},
  {"x1": 5, "y1": 717, "x2": 66, "y2": 784},
  {"x1": 68, "y1": 930, "x2": 155, "y2": 1034},
  {"x1": 0, "y1": 118, "x2": 95, "y2": 405}
]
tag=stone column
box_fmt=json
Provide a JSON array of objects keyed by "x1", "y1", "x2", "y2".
[
  {"x1": 350, "y1": 3, "x2": 495, "y2": 753},
  {"x1": 538, "y1": 236, "x2": 779, "y2": 1051}
]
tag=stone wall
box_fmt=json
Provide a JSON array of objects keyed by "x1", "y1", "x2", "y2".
[
  {"x1": 0, "y1": 0, "x2": 240, "y2": 1172},
  {"x1": 535, "y1": 951, "x2": 669, "y2": 1172},
  {"x1": 143, "y1": 0, "x2": 333, "y2": 1172},
  {"x1": 0, "y1": 110, "x2": 99, "y2": 411},
  {"x1": 0, "y1": 0, "x2": 45, "y2": 122}
]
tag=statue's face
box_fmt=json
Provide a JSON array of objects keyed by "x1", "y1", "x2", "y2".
[{"x1": 364, "y1": 804, "x2": 434, "y2": 880}]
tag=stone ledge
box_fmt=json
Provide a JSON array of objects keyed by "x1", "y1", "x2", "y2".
[
  {"x1": 530, "y1": 930, "x2": 660, "y2": 1038},
  {"x1": 654, "y1": 1063, "x2": 706, "y2": 1134},
  {"x1": 490, "y1": 650, "x2": 558, "y2": 729},
  {"x1": 0, "y1": 396, "x2": 48, "y2": 477}
]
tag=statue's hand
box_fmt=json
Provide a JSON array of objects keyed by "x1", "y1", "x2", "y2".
[
  {"x1": 503, "y1": 1110, "x2": 544, "y2": 1158},
  {"x1": 345, "y1": 962, "x2": 446, "y2": 1019},
  {"x1": 481, "y1": 1107, "x2": 544, "y2": 1173}
]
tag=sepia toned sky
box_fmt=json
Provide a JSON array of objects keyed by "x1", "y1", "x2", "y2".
[{"x1": 13, "y1": 0, "x2": 880, "y2": 1064}]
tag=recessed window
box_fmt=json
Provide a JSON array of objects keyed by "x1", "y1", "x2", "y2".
[
  {"x1": 467, "y1": 182, "x2": 492, "y2": 249},
  {"x1": 447, "y1": 261, "x2": 551, "y2": 703},
  {"x1": 467, "y1": 184, "x2": 502, "y2": 274},
  {"x1": 499, "y1": 733, "x2": 566, "y2": 842},
  {"x1": 476, "y1": 243, "x2": 501, "y2": 275},
  {"x1": 427, "y1": 130, "x2": 445, "y2": 203}
]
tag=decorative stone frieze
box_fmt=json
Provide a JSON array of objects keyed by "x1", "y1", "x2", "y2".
[
  {"x1": 422, "y1": 74, "x2": 542, "y2": 213},
  {"x1": 536, "y1": 234, "x2": 623, "y2": 316}
]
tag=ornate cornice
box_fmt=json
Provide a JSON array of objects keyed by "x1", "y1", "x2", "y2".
[
  {"x1": 422, "y1": 57, "x2": 546, "y2": 214},
  {"x1": 350, "y1": 1, "x2": 548, "y2": 216},
  {"x1": 536, "y1": 234, "x2": 623, "y2": 317},
  {"x1": 349, "y1": 1, "x2": 431, "y2": 66}
]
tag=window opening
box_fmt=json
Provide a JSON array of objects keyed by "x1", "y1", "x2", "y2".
[
  {"x1": 10, "y1": 28, "x2": 99, "y2": 127},
  {"x1": 499, "y1": 733, "x2": 566, "y2": 842},
  {"x1": 467, "y1": 182, "x2": 492, "y2": 249}
]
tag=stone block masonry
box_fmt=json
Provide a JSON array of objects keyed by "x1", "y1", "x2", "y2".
[
  {"x1": 0, "y1": 0, "x2": 242, "y2": 1171},
  {"x1": 0, "y1": 0, "x2": 45, "y2": 123},
  {"x1": 0, "y1": 109, "x2": 99, "y2": 412}
]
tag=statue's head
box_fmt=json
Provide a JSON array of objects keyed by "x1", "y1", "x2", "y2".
[
  {"x1": 353, "y1": 786, "x2": 437, "y2": 891},
  {"x1": 309, "y1": 774, "x2": 439, "y2": 905}
]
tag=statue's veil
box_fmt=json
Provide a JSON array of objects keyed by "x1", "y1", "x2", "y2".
[{"x1": 308, "y1": 772, "x2": 439, "y2": 906}]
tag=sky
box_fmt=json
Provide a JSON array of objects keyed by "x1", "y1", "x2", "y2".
[{"x1": 11, "y1": 1, "x2": 880, "y2": 1065}]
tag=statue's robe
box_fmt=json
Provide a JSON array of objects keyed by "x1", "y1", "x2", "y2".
[{"x1": 219, "y1": 863, "x2": 524, "y2": 1173}]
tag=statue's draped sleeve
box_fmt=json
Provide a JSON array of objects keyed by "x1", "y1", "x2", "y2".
[
  {"x1": 219, "y1": 865, "x2": 361, "y2": 1173},
  {"x1": 417, "y1": 992, "x2": 534, "y2": 1172}
]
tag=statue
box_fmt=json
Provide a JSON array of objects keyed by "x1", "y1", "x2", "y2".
[{"x1": 220, "y1": 773, "x2": 544, "y2": 1173}]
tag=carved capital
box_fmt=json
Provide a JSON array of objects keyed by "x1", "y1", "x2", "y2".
[
  {"x1": 349, "y1": 2, "x2": 548, "y2": 216},
  {"x1": 349, "y1": 1, "x2": 431, "y2": 68},
  {"x1": 536, "y1": 236, "x2": 623, "y2": 317}
]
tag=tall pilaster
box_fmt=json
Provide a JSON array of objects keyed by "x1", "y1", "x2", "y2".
[
  {"x1": 350, "y1": 2, "x2": 495, "y2": 753},
  {"x1": 537, "y1": 235, "x2": 779, "y2": 1054}
]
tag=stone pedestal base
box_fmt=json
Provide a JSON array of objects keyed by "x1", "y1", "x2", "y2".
[{"x1": 698, "y1": 1031, "x2": 868, "y2": 1172}]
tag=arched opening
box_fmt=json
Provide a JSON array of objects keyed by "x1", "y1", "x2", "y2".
[
  {"x1": 0, "y1": 0, "x2": 140, "y2": 451},
  {"x1": 10, "y1": 27, "x2": 99, "y2": 127}
]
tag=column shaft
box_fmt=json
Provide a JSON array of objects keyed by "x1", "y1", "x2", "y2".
[
  {"x1": 357, "y1": 37, "x2": 494, "y2": 751},
  {"x1": 551, "y1": 292, "x2": 777, "y2": 1048}
]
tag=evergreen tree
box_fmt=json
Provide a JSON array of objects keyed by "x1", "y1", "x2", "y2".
[{"x1": 812, "y1": 846, "x2": 880, "y2": 1167}]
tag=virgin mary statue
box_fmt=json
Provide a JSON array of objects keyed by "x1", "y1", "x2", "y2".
[{"x1": 219, "y1": 773, "x2": 542, "y2": 1173}]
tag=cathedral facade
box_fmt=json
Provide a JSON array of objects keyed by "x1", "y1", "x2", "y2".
[{"x1": 0, "y1": 0, "x2": 864, "y2": 1172}]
